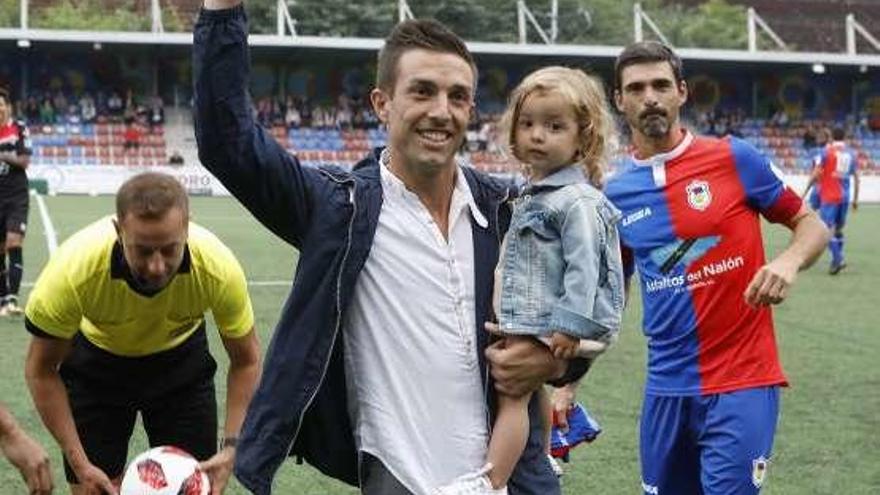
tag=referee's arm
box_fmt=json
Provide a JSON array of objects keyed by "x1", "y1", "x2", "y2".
[{"x1": 198, "y1": 327, "x2": 260, "y2": 494}]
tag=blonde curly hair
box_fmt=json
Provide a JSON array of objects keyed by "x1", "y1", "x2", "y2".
[{"x1": 499, "y1": 66, "x2": 617, "y2": 187}]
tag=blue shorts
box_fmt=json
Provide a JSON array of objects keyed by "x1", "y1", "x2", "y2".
[
  {"x1": 819, "y1": 202, "x2": 848, "y2": 231},
  {"x1": 808, "y1": 188, "x2": 820, "y2": 211},
  {"x1": 639, "y1": 386, "x2": 780, "y2": 495}
]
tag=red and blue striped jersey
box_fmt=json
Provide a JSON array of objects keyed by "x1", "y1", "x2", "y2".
[
  {"x1": 816, "y1": 141, "x2": 857, "y2": 205},
  {"x1": 605, "y1": 132, "x2": 803, "y2": 396}
]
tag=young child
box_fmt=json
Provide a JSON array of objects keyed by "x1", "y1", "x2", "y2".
[{"x1": 436, "y1": 66, "x2": 625, "y2": 494}]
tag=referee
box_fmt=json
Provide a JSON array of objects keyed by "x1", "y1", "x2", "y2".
[
  {"x1": 0, "y1": 88, "x2": 32, "y2": 317},
  {"x1": 24, "y1": 172, "x2": 261, "y2": 495}
]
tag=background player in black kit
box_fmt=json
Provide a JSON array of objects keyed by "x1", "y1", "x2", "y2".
[{"x1": 0, "y1": 88, "x2": 32, "y2": 317}]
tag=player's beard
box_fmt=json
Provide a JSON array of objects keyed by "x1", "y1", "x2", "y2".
[{"x1": 638, "y1": 109, "x2": 671, "y2": 139}]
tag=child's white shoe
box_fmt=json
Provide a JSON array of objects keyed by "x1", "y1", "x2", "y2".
[
  {"x1": 547, "y1": 455, "x2": 564, "y2": 477},
  {"x1": 433, "y1": 463, "x2": 508, "y2": 495}
]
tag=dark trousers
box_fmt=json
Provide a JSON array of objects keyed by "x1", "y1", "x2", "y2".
[{"x1": 360, "y1": 452, "x2": 413, "y2": 495}]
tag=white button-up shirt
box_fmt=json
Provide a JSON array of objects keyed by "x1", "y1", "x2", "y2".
[{"x1": 343, "y1": 151, "x2": 490, "y2": 494}]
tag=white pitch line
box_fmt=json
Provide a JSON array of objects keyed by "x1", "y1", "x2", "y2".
[
  {"x1": 246, "y1": 280, "x2": 292, "y2": 287},
  {"x1": 32, "y1": 192, "x2": 58, "y2": 256}
]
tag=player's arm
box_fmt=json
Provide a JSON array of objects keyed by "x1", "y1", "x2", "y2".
[
  {"x1": 0, "y1": 403, "x2": 53, "y2": 494},
  {"x1": 744, "y1": 204, "x2": 829, "y2": 307},
  {"x1": 851, "y1": 163, "x2": 860, "y2": 211},
  {"x1": 802, "y1": 156, "x2": 822, "y2": 197},
  {"x1": 194, "y1": 1, "x2": 317, "y2": 248},
  {"x1": 0, "y1": 151, "x2": 29, "y2": 169},
  {"x1": 24, "y1": 335, "x2": 117, "y2": 494}
]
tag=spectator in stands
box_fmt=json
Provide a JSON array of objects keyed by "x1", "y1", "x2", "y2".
[
  {"x1": 148, "y1": 97, "x2": 165, "y2": 131},
  {"x1": 38, "y1": 98, "x2": 54, "y2": 124},
  {"x1": 123, "y1": 120, "x2": 142, "y2": 151},
  {"x1": 107, "y1": 91, "x2": 124, "y2": 120},
  {"x1": 299, "y1": 100, "x2": 313, "y2": 127},
  {"x1": 362, "y1": 107, "x2": 379, "y2": 129},
  {"x1": 284, "y1": 96, "x2": 301, "y2": 129},
  {"x1": 52, "y1": 91, "x2": 67, "y2": 118},
  {"x1": 336, "y1": 106, "x2": 353, "y2": 130},
  {"x1": 772, "y1": 108, "x2": 789, "y2": 127},
  {"x1": 168, "y1": 150, "x2": 185, "y2": 166},
  {"x1": 24, "y1": 97, "x2": 39, "y2": 124},
  {"x1": 803, "y1": 125, "x2": 817, "y2": 150},
  {"x1": 870, "y1": 112, "x2": 880, "y2": 132},
  {"x1": 80, "y1": 94, "x2": 97, "y2": 124}
]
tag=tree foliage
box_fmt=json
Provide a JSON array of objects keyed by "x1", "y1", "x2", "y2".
[
  {"x1": 16, "y1": 0, "x2": 754, "y2": 48},
  {"x1": 32, "y1": 0, "x2": 149, "y2": 31},
  {"x1": 245, "y1": 1, "x2": 278, "y2": 35},
  {"x1": 0, "y1": 0, "x2": 20, "y2": 28}
]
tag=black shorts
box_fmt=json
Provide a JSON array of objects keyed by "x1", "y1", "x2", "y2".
[
  {"x1": 59, "y1": 325, "x2": 218, "y2": 482},
  {"x1": 0, "y1": 191, "x2": 29, "y2": 235}
]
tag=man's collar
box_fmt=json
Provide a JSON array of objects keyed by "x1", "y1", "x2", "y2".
[
  {"x1": 631, "y1": 129, "x2": 694, "y2": 166},
  {"x1": 379, "y1": 148, "x2": 488, "y2": 228},
  {"x1": 110, "y1": 241, "x2": 191, "y2": 297},
  {"x1": 526, "y1": 165, "x2": 588, "y2": 192}
]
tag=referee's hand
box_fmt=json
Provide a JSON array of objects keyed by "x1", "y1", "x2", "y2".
[{"x1": 200, "y1": 446, "x2": 235, "y2": 495}]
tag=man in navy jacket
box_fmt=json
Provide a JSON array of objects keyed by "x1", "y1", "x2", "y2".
[{"x1": 194, "y1": 3, "x2": 588, "y2": 494}]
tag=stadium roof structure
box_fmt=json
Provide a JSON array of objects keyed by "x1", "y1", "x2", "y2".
[{"x1": 2, "y1": 28, "x2": 880, "y2": 69}]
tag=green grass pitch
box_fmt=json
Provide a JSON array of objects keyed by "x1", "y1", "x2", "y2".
[{"x1": 1, "y1": 196, "x2": 877, "y2": 494}]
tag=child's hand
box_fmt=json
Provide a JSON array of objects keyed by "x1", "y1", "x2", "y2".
[{"x1": 549, "y1": 332, "x2": 579, "y2": 359}]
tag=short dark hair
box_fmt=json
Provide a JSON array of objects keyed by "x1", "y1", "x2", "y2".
[
  {"x1": 831, "y1": 127, "x2": 846, "y2": 141},
  {"x1": 0, "y1": 88, "x2": 10, "y2": 105},
  {"x1": 614, "y1": 41, "x2": 684, "y2": 91},
  {"x1": 116, "y1": 172, "x2": 188, "y2": 222},
  {"x1": 376, "y1": 19, "x2": 477, "y2": 93}
]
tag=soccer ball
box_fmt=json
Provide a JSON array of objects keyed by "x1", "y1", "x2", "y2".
[{"x1": 120, "y1": 446, "x2": 210, "y2": 495}]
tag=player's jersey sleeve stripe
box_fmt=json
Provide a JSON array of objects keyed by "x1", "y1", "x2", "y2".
[
  {"x1": 24, "y1": 317, "x2": 64, "y2": 340},
  {"x1": 762, "y1": 187, "x2": 803, "y2": 224}
]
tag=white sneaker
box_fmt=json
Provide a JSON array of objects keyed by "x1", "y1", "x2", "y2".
[
  {"x1": 4, "y1": 299, "x2": 22, "y2": 316},
  {"x1": 0, "y1": 304, "x2": 8, "y2": 317},
  {"x1": 547, "y1": 455, "x2": 564, "y2": 477},
  {"x1": 433, "y1": 464, "x2": 508, "y2": 495}
]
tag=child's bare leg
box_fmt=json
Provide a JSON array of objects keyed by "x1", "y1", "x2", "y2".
[
  {"x1": 539, "y1": 387, "x2": 553, "y2": 455},
  {"x1": 486, "y1": 391, "x2": 533, "y2": 489}
]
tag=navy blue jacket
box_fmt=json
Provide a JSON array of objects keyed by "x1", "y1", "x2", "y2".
[{"x1": 193, "y1": 6, "x2": 566, "y2": 494}]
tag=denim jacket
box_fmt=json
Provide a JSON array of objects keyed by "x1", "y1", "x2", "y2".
[
  {"x1": 193, "y1": 6, "x2": 578, "y2": 494},
  {"x1": 497, "y1": 165, "x2": 625, "y2": 341}
]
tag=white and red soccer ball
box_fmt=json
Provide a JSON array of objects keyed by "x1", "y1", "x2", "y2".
[{"x1": 120, "y1": 446, "x2": 210, "y2": 495}]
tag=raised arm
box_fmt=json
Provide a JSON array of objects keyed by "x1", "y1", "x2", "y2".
[{"x1": 193, "y1": 2, "x2": 317, "y2": 247}]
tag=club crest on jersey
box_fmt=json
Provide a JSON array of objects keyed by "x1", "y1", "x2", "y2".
[
  {"x1": 752, "y1": 456, "x2": 769, "y2": 488},
  {"x1": 686, "y1": 180, "x2": 712, "y2": 211}
]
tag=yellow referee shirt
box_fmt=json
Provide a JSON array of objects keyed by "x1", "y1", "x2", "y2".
[{"x1": 25, "y1": 217, "x2": 254, "y2": 357}]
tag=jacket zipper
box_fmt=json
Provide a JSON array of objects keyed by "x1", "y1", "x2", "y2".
[{"x1": 280, "y1": 171, "x2": 358, "y2": 480}]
